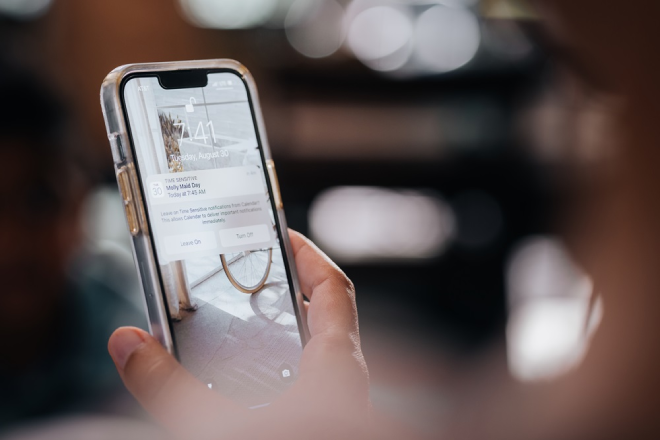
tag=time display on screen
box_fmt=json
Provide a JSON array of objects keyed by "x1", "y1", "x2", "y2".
[{"x1": 174, "y1": 120, "x2": 227, "y2": 152}]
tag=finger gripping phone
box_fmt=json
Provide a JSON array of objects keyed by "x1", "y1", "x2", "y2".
[{"x1": 100, "y1": 60, "x2": 308, "y2": 408}]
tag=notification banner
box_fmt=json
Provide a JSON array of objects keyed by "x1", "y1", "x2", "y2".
[
  {"x1": 145, "y1": 166, "x2": 275, "y2": 261},
  {"x1": 147, "y1": 166, "x2": 264, "y2": 205}
]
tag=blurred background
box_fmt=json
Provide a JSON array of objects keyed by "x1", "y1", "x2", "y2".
[{"x1": 0, "y1": 0, "x2": 606, "y2": 436}]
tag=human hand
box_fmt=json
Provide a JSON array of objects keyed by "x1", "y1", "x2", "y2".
[{"x1": 107, "y1": 230, "x2": 370, "y2": 439}]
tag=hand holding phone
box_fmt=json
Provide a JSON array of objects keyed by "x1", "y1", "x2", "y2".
[
  {"x1": 108, "y1": 230, "x2": 370, "y2": 439},
  {"x1": 101, "y1": 60, "x2": 312, "y2": 407}
]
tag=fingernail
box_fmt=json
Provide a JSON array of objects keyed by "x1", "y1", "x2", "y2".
[{"x1": 109, "y1": 328, "x2": 146, "y2": 370}]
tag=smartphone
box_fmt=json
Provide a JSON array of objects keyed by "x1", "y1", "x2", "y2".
[{"x1": 100, "y1": 59, "x2": 308, "y2": 408}]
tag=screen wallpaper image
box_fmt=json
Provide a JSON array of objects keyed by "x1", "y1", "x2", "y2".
[{"x1": 123, "y1": 72, "x2": 303, "y2": 407}]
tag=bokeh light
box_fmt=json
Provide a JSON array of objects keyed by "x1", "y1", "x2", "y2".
[
  {"x1": 346, "y1": 5, "x2": 414, "y2": 72},
  {"x1": 177, "y1": 0, "x2": 486, "y2": 75},
  {"x1": 506, "y1": 237, "x2": 599, "y2": 382},
  {"x1": 434, "y1": 0, "x2": 479, "y2": 7},
  {"x1": 0, "y1": 0, "x2": 53, "y2": 20},
  {"x1": 285, "y1": 0, "x2": 346, "y2": 59},
  {"x1": 178, "y1": 0, "x2": 278, "y2": 29},
  {"x1": 413, "y1": 5, "x2": 481, "y2": 73},
  {"x1": 309, "y1": 186, "x2": 456, "y2": 263},
  {"x1": 263, "y1": 0, "x2": 298, "y2": 28}
]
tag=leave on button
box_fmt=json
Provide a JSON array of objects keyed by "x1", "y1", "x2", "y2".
[
  {"x1": 164, "y1": 231, "x2": 217, "y2": 255},
  {"x1": 219, "y1": 224, "x2": 270, "y2": 248}
]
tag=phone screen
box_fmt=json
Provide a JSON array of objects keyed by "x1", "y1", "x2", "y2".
[{"x1": 122, "y1": 71, "x2": 303, "y2": 408}]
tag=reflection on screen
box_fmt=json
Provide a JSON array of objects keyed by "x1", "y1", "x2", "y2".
[{"x1": 123, "y1": 73, "x2": 303, "y2": 407}]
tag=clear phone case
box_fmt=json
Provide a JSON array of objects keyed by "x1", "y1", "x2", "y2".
[{"x1": 100, "y1": 59, "x2": 309, "y2": 354}]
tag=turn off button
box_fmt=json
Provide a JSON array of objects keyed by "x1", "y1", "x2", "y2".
[{"x1": 219, "y1": 224, "x2": 270, "y2": 248}]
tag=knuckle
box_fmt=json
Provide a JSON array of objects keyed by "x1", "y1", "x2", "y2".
[
  {"x1": 330, "y1": 270, "x2": 354, "y2": 292},
  {"x1": 345, "y1": 275, "x2": 356, "y2": 296},
  {"x1": 335, "y1": 271, "x2": 356, "y2": 300},
  {"x1": 318, "y1": 271, "x2": 356, "y2": 304}
]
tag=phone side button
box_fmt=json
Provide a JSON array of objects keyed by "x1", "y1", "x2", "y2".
[
  {"x1": 117, "y1": 167, "x2": 139, "y2": 236},
  {"x1": 127, "y1": 163, "x2": 149, "y2": 233},
  {"x1": 117, "y1": 168, "x2": 132, "y2": 203},
  {"x1": 266, "y1": 159, "x2": 283, "y2": 210},
  {"x1": 124, "y1": 201, "x2": 140, "y2": 236},
  {"x1": 109, "y1": 133, "x2": 126, "y2": 163}
]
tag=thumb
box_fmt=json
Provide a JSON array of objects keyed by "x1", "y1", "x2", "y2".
[{"x1": 108, "y1": 327, "x2": 240, "y2": 436}]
